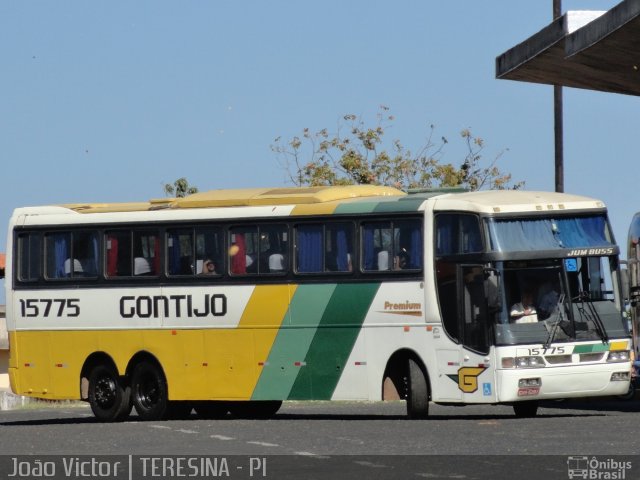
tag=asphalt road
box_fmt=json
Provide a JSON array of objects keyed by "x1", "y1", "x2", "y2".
[{"x1": 1, "y1": 399, "x2": 639, "y2": 480}]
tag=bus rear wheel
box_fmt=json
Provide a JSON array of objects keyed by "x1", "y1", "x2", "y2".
[
  {"x1": 88, "y1": 364, "x2": 131, "y2": 422},
  {"x1": 406, "y1": 358, "x2": 429, "y2": 419},
  {"x1": 513, "y1": 401, "x2": 539, "y2": 418},
  {"x1": 131, "y1": 361, "x2": 168, "y2": 421}
]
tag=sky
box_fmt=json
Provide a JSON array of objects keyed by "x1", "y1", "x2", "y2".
[{"x1": 1, "y1": 1, "x2": 637, "y2": 301}]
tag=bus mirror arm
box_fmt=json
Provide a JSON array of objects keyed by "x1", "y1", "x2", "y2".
[
  {"x1": 620, "y1": 269, "x2": 630, "y2": 303},
  {"x1": 484, "y1": 267, "x2": 502, "y2": 312}
]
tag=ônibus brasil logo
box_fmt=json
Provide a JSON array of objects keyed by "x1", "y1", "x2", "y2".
[{"x1": 567, "y1": 456, "x2": 632, "y2": 479}]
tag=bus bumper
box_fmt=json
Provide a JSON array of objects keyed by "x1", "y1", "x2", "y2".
[{"x1": 496, "y1": 363, "x2": 631, "y2": 402}]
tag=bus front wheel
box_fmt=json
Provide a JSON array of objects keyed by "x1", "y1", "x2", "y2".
[
  {"x1": 87, "y1": 364, "x2": 131, "y2": 422},
  {"x1": 131, "y1": 361, "x2": 168, "y2": 421},
  {"x1": 406, "y1": 358, "x2": 429, "y2": 419}
]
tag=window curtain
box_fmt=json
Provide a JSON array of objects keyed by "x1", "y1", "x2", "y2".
[
  {"x1": 335, "y1": 227, "x2": 349, "y2": 271},
  {"x1": 168, "y1": 233, "x2": 182, "y2": 275},
  {"x1": 231, "y1": 234, "x2": 247, "y2": 274},
  {"x1": 54, "y1": 234, "x2": 68, "y2": 278},
  {"x1": 297, "y1": 225, "x2": 323, "y2": 272},
  {"x1": 409, "y1": 227, "x2": 423, "y2": 269},
  {"x1": 488, "y1": 216, "x2": 612, "y2": 252},
  {"x1": 87, "y1": 234, "x2": 99, "y2": 274},
  {"x1": 554, "y1": 216, "x2": 610, "y2": 248},
  {"x1": 460, "y1": 216, "x2": 482, "y2": 253},
  {"x1": 106, "y1": 236, "x2": 118, "y2": 276},
  {"x1": 436, "y1": 217, "x2": 454, "y2": 256},
  {"x1": 488, "y1": 219, "x2": 558, "y2": 251},
  {"x1": 363, "y1": 227, "x2": 375, "y2": 270},
  {"x1": 153, "y1": 236, "x2": 161, "y2": 275}
]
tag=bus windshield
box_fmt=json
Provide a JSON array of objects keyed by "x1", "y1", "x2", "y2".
[
  {"x1": 493, "y1": 257, "x2": 628, "y2": 346},
  {"x1": 486, "y1": 214, "x2": 614, "y2": 252}
]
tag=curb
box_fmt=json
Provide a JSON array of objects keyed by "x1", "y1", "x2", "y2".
[{"x1": 0, "y1": 389, "x2": 35, "y2": 411}]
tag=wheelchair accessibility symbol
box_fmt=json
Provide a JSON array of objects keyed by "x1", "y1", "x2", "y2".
[{"x1": 482, "y1": 383, "x2": 492, "y2": 396}]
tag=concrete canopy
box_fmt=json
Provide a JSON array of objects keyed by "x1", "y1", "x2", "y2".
[{"x1": 496, "y1": 0, "x2": 640, "y2": 96}]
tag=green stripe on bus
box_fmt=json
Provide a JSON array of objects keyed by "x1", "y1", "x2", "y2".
[
  {"x1": 573, "y1": 343, "x2": 610, "y2": 353},
  {"x1": 287, "y1": 282, "x2": 380, "y2": 400},
  {"x1": 251, "y1": 284, "x2": 337, "y2": 400},
  {"x1": 373, "y1": 197, "x2": 426, "y2": 212},
  {"x1": 333, "y1": 197, "x2": 425, "y2": 215},
  {"x1": 333, "y1": 201, "x2": 381, "y2": 215}
]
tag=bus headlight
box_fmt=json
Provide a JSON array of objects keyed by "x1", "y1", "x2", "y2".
[
  {"x1": 611, "y1": 372, "x2": 630, "y2": 381},
  {"x1": 607, "y1": 350, "x2": 630, "y2": 363},
  {"x1": 501, "y1": 356, "x2": 545, "y2": 368}
]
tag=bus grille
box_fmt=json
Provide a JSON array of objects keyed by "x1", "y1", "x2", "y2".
[
  {"x1": 579, "y1": 352, "x2": 606, "y2": 362},
  {"x1": 544, "y1": 355, "x2": 572, "y2": 364}
]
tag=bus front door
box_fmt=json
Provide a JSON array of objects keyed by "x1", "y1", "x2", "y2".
[
  {"x1": 435, "y1": 264, "x2": 493, "y2": 402},
  {"x1": 458, "y1": 264, "x2": 495, "y2": 403}
]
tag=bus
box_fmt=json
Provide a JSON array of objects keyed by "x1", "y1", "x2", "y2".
[{"x1": 5, "y1": 186, "x2": 632, "y2": 421}]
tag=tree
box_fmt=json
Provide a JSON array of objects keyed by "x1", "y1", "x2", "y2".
[
  {"x1": 164, "y1": 177, "x2": 198, "y2": 198},
  {"x1": 271, "y1": 106, "x2": 523, "y2": 191}
]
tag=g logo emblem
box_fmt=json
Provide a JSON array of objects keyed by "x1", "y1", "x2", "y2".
[{"x1": 458, "y1": 367, "x2": 487, "y2": 393}]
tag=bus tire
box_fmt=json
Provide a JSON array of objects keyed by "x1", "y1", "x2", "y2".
[
  {"x1": 618, "y1": 380, "x2": 636, "y2": 401},
  {"x1": 229, "y1": 401, "x2": 282, "y2": 419},
  {"x1": 131, "y1": 361, "x2": 168, "y2": 421},
  {"x1": 87, "y1": 364, "x2": 132, "y2": 422},
  {"x1": 406, "y1": 358, "x2": 429, "y2": 419},
  {"x1": 513, "y1": 401, "x2": 539, "y2": 418}
]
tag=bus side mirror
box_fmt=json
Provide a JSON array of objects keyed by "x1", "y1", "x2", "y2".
[
  {"x1": 620, "y1": 268, "x2": 630, "y2": 304},
  {"x1": 484, "y1": 268, "x2": 502, "y2": 311}
]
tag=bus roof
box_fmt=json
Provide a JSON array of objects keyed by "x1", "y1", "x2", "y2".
[
  {"x1": 431, "y1": 189, "x2": 606, "y2": 214},
  {"x1": 62, "y1": 185, "x2": 407, "y2": 213},
  {"x1": 11, "y1": 187, "x2": 606, "y2": 222}
]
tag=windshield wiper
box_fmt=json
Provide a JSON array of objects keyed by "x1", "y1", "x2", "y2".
[
  {"x1": 544, "y1": 294, "x2": 566, "y2": 348},
  {"x1": 574, "y1": 291, "x2": 609, "y2": 344}
]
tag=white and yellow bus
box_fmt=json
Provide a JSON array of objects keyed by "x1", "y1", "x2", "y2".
[{"x1": 4, "y1": 186, "x2": 632, "y2": 421}]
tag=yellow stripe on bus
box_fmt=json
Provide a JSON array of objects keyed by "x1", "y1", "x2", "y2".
[
  {"x1": 609, "y1": 341, "x2": 629, "y2": 351},
  {"x1": 233, "y1": 284, "x2": 297, "y2": 397},
  {"x1": 8, "y1": 285, "x2": 297, "y2": 401},
  {"x1": 290, "y1": 201, "x2": 341, "y2": 216}
]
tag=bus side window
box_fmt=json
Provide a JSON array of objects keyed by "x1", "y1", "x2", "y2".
[
  {"x1": 106, "y1": 231, "x2": 131, "y2": 277},
  {"x1": 362, "y1": 222, "x2": 392, "y2": 272},
  {"x1": 326, "y1": 223, "x2": 353, "y2": 272},
  {"x1": 44, "y1": 231, "x2": 98, "y2": 279},
  {"x1": 167, "y1": 229, "x2": 194, "y2": 276},
  {"x1": 229, "y1": 227, "x2": 259, "y2": 275},
  {"x1": 73, "y1": 231, "x2": 99, "y2": 277},
  {"x1": 134, "y1": 231, "x2": 160, "y2": 276},
  {"x1": 435, "y1": 214, "x2": 482, "y2": 256},
  {"x1": 296, "y1": 224, "x2": 323, "y2": 273},
  {"x1": 195, "y1": 226, "x2": 223, "y2": 276},
  {"x1": 362, "y1": 220, "x2": 422, "y2": 272},
  {"x1": 394, "y1": 219, "x2": 423, "y2": 270},
  {"x1": 17, "y1": 232, "x2": 41, "y2": 281},
  {"x1": 260, "y1": 224, "x2": 288, "y2": 274},
  {"x1": 295, "y1": 223, "x2": 353, "y2": 274},
  {"x1": 45, "y1": 233, "x2": 71, "y2": 279}
]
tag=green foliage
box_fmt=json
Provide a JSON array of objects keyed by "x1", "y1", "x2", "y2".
[
  {"x1": 164, "y1": 177, "x2": 198, "y2": 198},
  {"x1": 271, "y1": 106, "x2": 524, "y2": 191}
]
